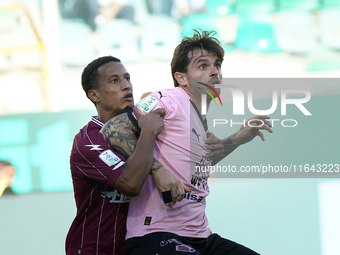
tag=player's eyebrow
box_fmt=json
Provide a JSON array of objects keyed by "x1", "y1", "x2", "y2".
[
  {"x1": 107, "y1": 74, "x2": 118, "y2": 80},
  {"x1": 106, "y1": 72, "x2": 130, "y2": 81},
  {"x1": 195, "y1": 58, "x2": 210, "y2": 64},
  {"x1": 192, "y1": 57, "x2": 211, "y2": 66}
]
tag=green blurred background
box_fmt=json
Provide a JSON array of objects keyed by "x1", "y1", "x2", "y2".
[{"x1": 1, "y1": 0, "x2": 340, "y2": 254}]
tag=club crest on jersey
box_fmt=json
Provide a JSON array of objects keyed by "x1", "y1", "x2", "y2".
[
  {"x1": 99, "y1": 150, "x2": 121, "y2": 167},
  {"x1": 137, "y1": 96, "x2": 159, "y2": 113}
]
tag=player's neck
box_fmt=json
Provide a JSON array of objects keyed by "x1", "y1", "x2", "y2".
[
  {"x1": 96, "y1": 113, "x2": 107, "y2": 123},
  {"x1": 190, "y1": 96, "x2": 212, "y2": 121},
  {"x1": 96, "y1": 110, "x2": 115, "y2": 124}
]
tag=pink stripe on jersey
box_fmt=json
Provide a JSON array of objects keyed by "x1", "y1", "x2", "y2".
[
  {"x1": 91, "y1": 116, "x2": 104, "y2": 127},
  {"x1": 81, "y1": 188, "x2": 94, "y2": 248},
  {"x1": 113, "y1": 203, "x2": 121, "y2": 254}
]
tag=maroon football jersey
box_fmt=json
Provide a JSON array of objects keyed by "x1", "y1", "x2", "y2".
[{"x1": 66, "y1": 117, "x2": 129, "y2": 255}]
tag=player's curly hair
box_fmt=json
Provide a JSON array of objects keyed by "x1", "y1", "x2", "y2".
[
  {"x1": 170, "y1": 29, "x2": 224, "y2": 87},
  {"x1": 81, "y1": 56, "x2": 121, "y2": 103}
]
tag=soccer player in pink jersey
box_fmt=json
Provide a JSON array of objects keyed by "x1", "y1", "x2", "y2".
[
  {"x1": 102, "y1": 31, "x2": 272, "y2": 254},
  {"x1": 65, "y1": 56, "x2": 186, "y2": 255}
]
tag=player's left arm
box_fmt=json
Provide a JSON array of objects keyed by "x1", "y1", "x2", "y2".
[{"x1": 206, "y1": 115, "x2": 273, "y2": 165}]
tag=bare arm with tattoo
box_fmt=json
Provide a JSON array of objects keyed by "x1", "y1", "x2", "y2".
[
  {"x1": 101, "y1": 107, "x2": 188, "y2": 207},
  {"x1": 205, "y1": 115, "x2": 273, "y2": 165},
  {"x1": 100, "y1": 107, "x2": 163, "y2": 197}
]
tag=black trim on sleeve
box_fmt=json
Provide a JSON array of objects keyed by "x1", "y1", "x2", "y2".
[{"x1": 121, "y1": 107, "x2": 141, "y2": 138}]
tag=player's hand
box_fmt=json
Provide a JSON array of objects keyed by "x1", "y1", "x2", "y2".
[
  {"x1": 234, "y1": 115, "x2": 273, "y2": 145},
  {"x1": 152, "y1": 167, "x2": 190, "y2": 209},
  {"x1": 205, "y1": 132, "x2": 225, "y2": 161},
  {"x1": 133, "y1": 107, "x2": 165, "y2": 135}
]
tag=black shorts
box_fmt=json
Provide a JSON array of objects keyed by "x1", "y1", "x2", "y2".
[{"x1": 126, "y1": 232, "x2": 260, "y2": 255}]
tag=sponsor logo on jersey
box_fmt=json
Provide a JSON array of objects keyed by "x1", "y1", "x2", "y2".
[
  {"x1": 101, "y1": 190, "x2": 130, "y2": 203},
  {"x1": 99, "y1": 149, "x2": 121, "y2": 167},
  {"x1": 195, "y1": 156, "x2": 211, "y2": 179},
  {"x1": 191, "y1": 175, "x2": 208, "y2": 192},
  {"x1": 137, "y1": 96, "x2": 159, "y2": 113},
  {"x1": 85, "y1": 144, "x2": 103, "y2": 151},
  {"x1": 184, "y1": 191, "x2": 206, "y2": 205}
]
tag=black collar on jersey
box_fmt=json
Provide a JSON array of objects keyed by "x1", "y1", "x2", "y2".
[{"x1": 189, "y1": 100, "x2": 208, "y2": 131}]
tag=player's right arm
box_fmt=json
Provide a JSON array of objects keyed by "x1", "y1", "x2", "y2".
[
  {"x1": 101, "y1": 107, "x2": 188, "y2": 206},
  {"x1": 102, "y1": 108, "x2": 164, "y2": 197}
]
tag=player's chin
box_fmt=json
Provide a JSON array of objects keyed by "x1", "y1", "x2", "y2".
[{"x1": 122, "y1": 100, "x2": 134, "y2": 109}]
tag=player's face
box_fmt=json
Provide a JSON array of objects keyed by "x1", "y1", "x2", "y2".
[
  {"x1": 95, "y1": 61, "x2": 133, "y2": 117},
  {"x1": 0, "y1": 165, "x2": 15, "y2": 186},
  {"x1": 175, "y1": 49, "x2": 222, "y2": 98},
  {"x1": 187, "y1": 49, "x2": 222, "y2": 90}
]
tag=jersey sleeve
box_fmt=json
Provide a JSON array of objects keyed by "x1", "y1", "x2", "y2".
[
  {"x1": 70, "y1": 129, "x2": 125, "y2": 188},
  {"x1": 135, "y1": 90, "x2": 178, "y2": 121}
]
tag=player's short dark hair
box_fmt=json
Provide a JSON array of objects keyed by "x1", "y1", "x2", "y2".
[
  {"x1": 0, "y1": 160, "x2": 15, "y2": 175},
  {"x1": 81, "y1": 56, "x2": 121, "y2": 103},
  {"x1": 0, "y1": 161, "x2": 11, "y2": 168},
  {"x1": 170, "y1": 29, "x2": 224, "y2": 87}
]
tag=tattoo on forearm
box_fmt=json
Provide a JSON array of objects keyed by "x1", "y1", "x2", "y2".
[
  {"x1": 151, "y1": 158, "x2": 163, "y2": 172},
  {"x1": 101, "y1": 113, "x2": 163, "y2": 174},
  {"x1": 101, "y1": 113, "x2": 138, "y2": 160},
  {"x1": 222, "y1": 134, "x2": 237, "y2": 156}
]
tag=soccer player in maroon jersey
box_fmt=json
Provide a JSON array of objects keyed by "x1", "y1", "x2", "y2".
[{"x1": 65, "y1": 56, "x2": 184, "y2": 255}]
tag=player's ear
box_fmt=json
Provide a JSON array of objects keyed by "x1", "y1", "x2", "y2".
[
  {"x1": 88, "y1": 89, "x2": 100, "y2": 103},
  {"x1": 174, "y1": 72, "x2": 189, "y2": 88}
]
